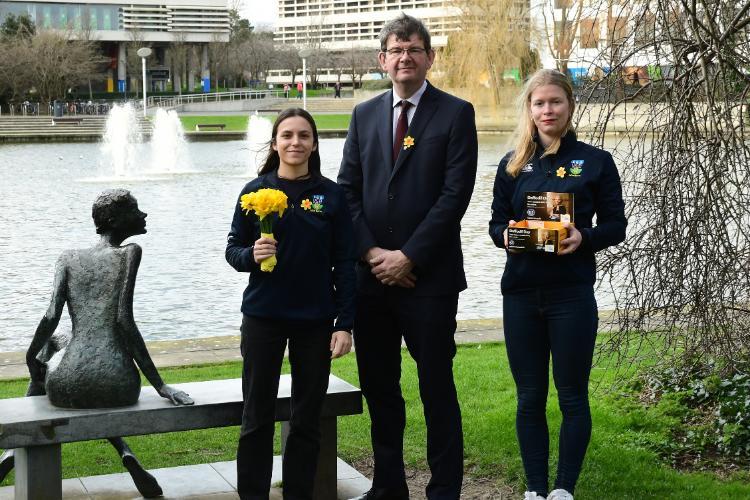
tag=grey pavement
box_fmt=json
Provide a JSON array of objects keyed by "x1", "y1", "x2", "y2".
[
  {"x1": 0, "y1": 457, "x2": 370, "y2": 499},
  {"x1": 0, "y1": 318, "x2": 504, "y2": 381}
]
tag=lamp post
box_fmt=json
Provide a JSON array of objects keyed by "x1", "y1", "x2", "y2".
[
  {"x1": 298, "y1": 48, "x2": 314, "y2": 111},
  {"x1": 136, "y1": 47, "x2": 152, "y2": 117}
]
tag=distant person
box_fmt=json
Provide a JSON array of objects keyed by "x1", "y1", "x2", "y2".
[
  {"x1": 296, "y1": 81, "x2": 303, "y2": 99},
  {"x1": 334, "y1": 81, "x2": 342, "y2": 98},
  {"x1": 489, "y1": 69, "x2": 627, "y2": 500},
  {"x1": 338, "y1": 14, "x2": 477, "y2": 499},
  {"x1": 226, "y1": 108, "x2": 356, "y2": 499},
  {"x1": 284, "y1": 83, "x2": 290, "y2": 99}
]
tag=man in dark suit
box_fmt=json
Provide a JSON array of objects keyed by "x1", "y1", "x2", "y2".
[{"x1": 337, "y1": 14, "x2": 478, "y2": 500}]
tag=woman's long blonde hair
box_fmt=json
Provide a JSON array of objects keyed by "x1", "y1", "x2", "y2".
[{"x1": 506, "y1": 69, "x2": 575, "y2": 177}]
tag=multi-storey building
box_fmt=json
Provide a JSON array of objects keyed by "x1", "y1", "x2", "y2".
[
  {"x1": 268, "y1": 0, "x2": 461, "y2": 84},
  {"x1": 0, "y1": 0, "x2": 230, "y2": 92},
  {"x1": 274, "y1": 0, "x2": 461, "y2": 50}
]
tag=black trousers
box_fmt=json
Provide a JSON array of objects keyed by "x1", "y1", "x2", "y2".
[
  {"x1": 503, "y1": 285, "x2": 598, "y2": 496},
  {"x1": 237, "y1": 315, "x2": 332, "y2": 500},
  {"x1": 354, "y1": 291, "x2": 463, "y2": 500}
]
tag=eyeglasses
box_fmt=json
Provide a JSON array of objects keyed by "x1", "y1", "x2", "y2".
[{"x1": 384, "y1": 47, "x2": 427, "y2": 57}]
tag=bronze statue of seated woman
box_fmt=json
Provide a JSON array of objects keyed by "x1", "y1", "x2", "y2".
[{"x1": 0, "y1": 189, "x2": 193, "y2": 497}]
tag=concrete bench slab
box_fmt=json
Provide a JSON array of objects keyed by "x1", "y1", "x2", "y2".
[{"x1": 0, "y1": 375, "x2": 362, "y2": 500}]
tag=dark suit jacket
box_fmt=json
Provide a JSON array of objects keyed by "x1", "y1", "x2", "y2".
[{"x1": 337, "y1": 82, "x2": 478, "y2": 296}]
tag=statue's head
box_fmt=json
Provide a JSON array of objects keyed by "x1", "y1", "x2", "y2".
[{"x1": 92, "y1": 189, "x2": 147, "y2": 237}]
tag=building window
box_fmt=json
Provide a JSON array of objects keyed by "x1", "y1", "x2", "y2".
[{"x1": 579, "y1": 18, "x2": 599, "y2": 49}]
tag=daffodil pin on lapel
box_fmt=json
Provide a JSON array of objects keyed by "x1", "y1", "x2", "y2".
[
  {"x1": 556, "y1": 166, "x2": 566, "y2": 178},
  {"x1": 403, "y1": 135, "x2": 415, "y2": 150}
]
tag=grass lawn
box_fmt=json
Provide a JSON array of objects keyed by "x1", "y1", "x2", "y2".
[
  {"x1": 1, "y1": 344, "x2": 749, "y2": 498},
  {"x1": 179, "y1": 114, "x2": 350, "y2": 132}
]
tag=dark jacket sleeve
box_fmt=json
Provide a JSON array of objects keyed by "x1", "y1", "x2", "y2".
[
  {"x1": 401, "y1": 102, "x2": 478, "y2": 268},
  {"x1": 337, "y1": 107, "x2": 378, "y2": 259},
  {"x1": 225, "y1": 188, "x2": 259, "y2": 273},
  {"x1": 580, "y1": 152, "x2": 627, "y2": 252},
  {"x1": 489, "y1": 154, "x2": 514, "y2": 249},
  {"x1": 331, "y1": 189, "x2": 357, "y2": 331}
]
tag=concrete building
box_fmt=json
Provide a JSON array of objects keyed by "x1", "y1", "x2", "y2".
[
  {"x1": 274, "y1": 0, "x2": 461, "y2": 50},
  {"x1": 0, "y1": 0, "x2": 230, "y2": 92},
  {"x1": 269, "y1": 0, "x2": 461, "y2": 85}
]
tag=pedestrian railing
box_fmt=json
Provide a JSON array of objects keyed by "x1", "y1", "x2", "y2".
[{"x1": 147, "y1": 90, "x2": 286, "y2": 109}]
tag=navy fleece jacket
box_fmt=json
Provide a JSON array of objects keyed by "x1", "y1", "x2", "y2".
[
  {"x1": 489, "y1": 132, "x2": 627, "y2": 294},
  {"x1": 226, "y1": 171, "x2": 357, "y2": 331}
]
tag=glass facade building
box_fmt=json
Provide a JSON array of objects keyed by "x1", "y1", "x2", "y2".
[{"x1": 0, "y1": 2, "x2": 119, "y2": 31}]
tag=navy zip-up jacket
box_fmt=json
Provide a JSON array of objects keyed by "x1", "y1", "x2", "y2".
[
  {"x1": 225, "y1": 171, "x2": 357, "y2": 331},
  {"x1": 489, "y1": 132, "x2": 627, "y2": 293}
]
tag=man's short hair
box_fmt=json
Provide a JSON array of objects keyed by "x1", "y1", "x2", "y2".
[
  {"x1": 379, "y1": 14, "x2": 432, "y2": 52},
  {"x1": 92, "y1": 188, "x2": 134, "y2": 234}
]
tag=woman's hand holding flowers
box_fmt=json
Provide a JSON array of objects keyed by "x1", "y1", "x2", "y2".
[{"x1": 253, "y1": 236, "x2": 277, "y2": 264}]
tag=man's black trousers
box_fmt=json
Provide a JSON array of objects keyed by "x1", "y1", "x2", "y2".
[{"x1": 354, "y1": 291, "x2": 463, "y2": 500}]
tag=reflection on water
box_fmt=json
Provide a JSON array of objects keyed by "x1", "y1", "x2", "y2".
[{"x1": 0, "y1": 134, "x2": 620, "y2": 352}]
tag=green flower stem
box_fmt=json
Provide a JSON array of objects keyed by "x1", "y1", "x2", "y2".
[{"x1": 259, "y1": 216, "x2": 273, "y2": 235}]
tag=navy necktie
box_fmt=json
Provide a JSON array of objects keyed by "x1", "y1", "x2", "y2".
[{"x1": 393, "y1": 100, "x2": 412, "y2": 164}]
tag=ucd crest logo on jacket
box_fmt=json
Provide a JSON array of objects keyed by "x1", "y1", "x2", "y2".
[
  {"x1": 569, "y1": 160, "x2": 584, "y2": 177},
  {"x1": 302, "y1": 194, "x2": 326, "y2": 213}
]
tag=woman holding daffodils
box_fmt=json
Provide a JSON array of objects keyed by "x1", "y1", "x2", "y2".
[
  {"x1": 226, "y1": 108, "x2": 356, "y2": 500},
  {"x1": 489, "y1": 69, "x2": 627, "y2": 500}
]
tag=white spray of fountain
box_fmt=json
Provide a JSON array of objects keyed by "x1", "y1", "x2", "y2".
[
  {"x1": 100, "y1": 103, "x2": 142, "y2": 177},
  {"x1": 246, "y1": 112, "x2": 273, "y2": 174},
  {"x1": 150, "y1": 108, "x2": 191, "y2": 173}
]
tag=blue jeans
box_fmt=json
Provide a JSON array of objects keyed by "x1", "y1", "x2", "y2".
[{"x1": 503, "y1": 285, "x2": 598, "y2": 496}]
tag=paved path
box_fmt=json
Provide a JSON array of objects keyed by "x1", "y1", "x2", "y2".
[
  {"x1": 0, "y1": 457, "x2": 370, "y2": 499},
  {"x1": 0, "y1": 319, "x2": 504, "y2": 381}
]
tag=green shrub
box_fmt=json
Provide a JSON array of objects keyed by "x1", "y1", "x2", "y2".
[{"x1": 638, "y1": 358, "x2": 750, "y2": 469}]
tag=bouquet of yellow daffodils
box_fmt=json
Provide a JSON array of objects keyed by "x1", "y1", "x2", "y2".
[{"x1": 240, "y1": 188, "x2": 288, "y2": 272}]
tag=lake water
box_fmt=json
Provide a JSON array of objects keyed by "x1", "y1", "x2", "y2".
[{"x1": 0, "y1": 136, "x2": 525, "y2": 352}]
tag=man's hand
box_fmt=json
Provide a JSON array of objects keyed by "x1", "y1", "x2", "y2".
[
  {"x1": 158, "y1": 384, "x2": 194, "y2": 406},
  {"x1": 253, "y1": 236, "x2": 277, "y2": 264},
  {"x1": 558, "y1": 223, "x2": 582, "y2": 255},
  {"x1": 330, "y1": 331, "x2": 352, "y2": 359},
  {"x1": 364, "y1": 246, "x2": 387, "y2": 263},
  {"x1": 370, "y1": 250, "x2": 415, "y2": 286}
]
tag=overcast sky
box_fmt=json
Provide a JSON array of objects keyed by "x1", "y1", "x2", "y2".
[{"x1": 239, "y1": 0, "x2": 277, "y2": 30}]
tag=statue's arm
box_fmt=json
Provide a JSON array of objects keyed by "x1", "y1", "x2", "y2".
[
  {"x1": 118, "y1": 244, "x2": 193, "y2": 406},
  {"x1": 26, "y1": 254, "x2": 68, "y2": 390}
]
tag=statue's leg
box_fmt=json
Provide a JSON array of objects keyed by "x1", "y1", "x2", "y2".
[
  {"x1": 0, "y1": 449, "x2": 14, "y2": 483},
  {"x1": 107, "y1": 438, "x2": 163, "y2": 498}
]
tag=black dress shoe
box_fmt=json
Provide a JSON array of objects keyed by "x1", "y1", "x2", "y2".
[{"x1": 349, "y1": 486, "x2": 409, "y2": 500}]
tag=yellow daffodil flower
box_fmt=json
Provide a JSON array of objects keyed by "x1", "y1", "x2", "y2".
[{"x1": 239, "y1": 188, "x2": 288, "y2": 272}]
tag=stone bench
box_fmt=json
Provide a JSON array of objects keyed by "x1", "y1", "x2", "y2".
[
  {"x1": 194, "y1": 123, "x2": 226, "y2": 131},
  {"x1": 0, "y1": 375, "x2": 362, "y2": 500},
  {"x1": 51, "y1": 117, "x2": 84, "y2": 126}
]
